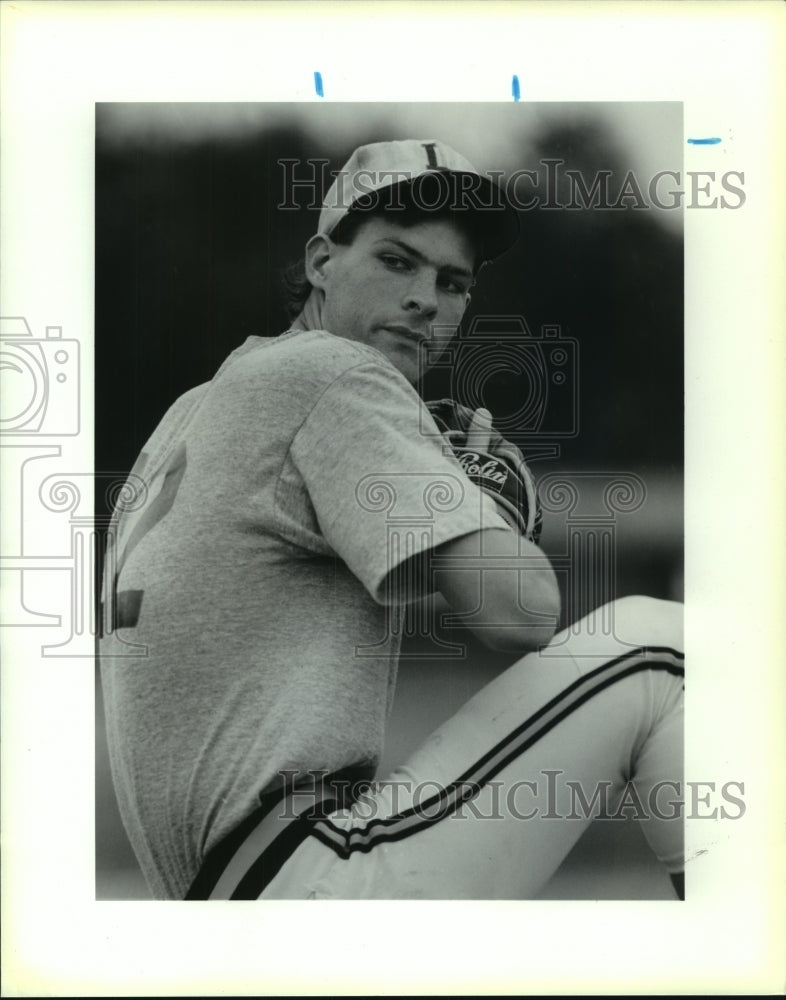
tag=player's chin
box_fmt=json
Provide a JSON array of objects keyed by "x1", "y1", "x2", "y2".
[{"x1": 378, "y1": 338, "x2": 428, "y2": 383}]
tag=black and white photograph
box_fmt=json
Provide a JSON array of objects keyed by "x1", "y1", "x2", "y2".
[
  {"x1": 95, "y1": 101, "x2": 687, "y2": 904},
  {"x1": 2, "y1": 3, "x2": 784, "y2": 996}
]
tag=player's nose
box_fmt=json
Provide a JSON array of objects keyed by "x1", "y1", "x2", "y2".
[{"x1": 402, "y1": 272, "x2": 438, "y2": 318}]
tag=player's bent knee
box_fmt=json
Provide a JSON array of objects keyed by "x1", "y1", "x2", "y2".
[{"x1": 610, "y1": 595, "x2": 683, "y2": 654}]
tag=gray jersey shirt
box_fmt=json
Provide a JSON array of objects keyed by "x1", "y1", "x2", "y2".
[{"x1": 100, "y1": 330, "x2": 507, "y2": 899}]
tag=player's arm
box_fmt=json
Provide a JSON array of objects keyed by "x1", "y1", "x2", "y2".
[
  {"x1": 292, "y1": 361, "x2": 556, "y2": 648},
  {"x1": 429, "y1": 527, "x2": 560, "y2": 653},
  {"x1": 412, "y1": 404, "x2": 559, "y2": 653}
]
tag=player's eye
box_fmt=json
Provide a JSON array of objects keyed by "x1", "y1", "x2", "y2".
[
  {"x1": 379, "y1": 253, "x2": 411, "y2": 272},
  {"x1": 439, "y1": 274, "x2": 471, "y2": 295}
]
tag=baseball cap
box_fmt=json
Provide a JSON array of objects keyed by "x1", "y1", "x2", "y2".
[{"x1": 318, "y1": 139, "x2": 519, "y2": 264}]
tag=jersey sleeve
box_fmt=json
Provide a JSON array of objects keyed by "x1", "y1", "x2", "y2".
[{"x1": 288, "y1": 360, "x2": 510, "y2": 604}]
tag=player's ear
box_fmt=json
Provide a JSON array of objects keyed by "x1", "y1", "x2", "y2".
[{"x1": 304, "y1": 234, "x2": 336, "y2": 290}]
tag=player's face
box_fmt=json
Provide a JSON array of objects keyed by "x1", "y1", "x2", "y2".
[{"x1": 316, "y1": 215, "x2": 475, "y2": 384}]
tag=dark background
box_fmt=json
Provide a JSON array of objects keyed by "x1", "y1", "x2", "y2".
[{"x1": 95, "y1": 103, "x2": 683, "y2": 898}]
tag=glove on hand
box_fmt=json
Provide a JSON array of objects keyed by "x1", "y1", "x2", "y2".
[{"x1": 427, "y1": 399, "x2": 543, "y2": 544}]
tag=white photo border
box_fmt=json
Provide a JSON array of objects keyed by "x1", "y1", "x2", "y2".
[{"x1": 1, "y1": 1, "x2": 785, "y2": 996}]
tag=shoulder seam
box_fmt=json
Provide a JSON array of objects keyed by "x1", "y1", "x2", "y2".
[{"x1": 272, "y1": 356, "x2": 416, "y2": 545}]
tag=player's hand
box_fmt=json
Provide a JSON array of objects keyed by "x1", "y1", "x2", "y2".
[
  {"x1": 465, "y1": 407, "x2": 494, "y2": 452},
  {"x1": 426, "y1": 399, "x2": 543, "y2": 543},
  {"x1": 462, "y1": 408, "x2": 519, "y2": 530}
]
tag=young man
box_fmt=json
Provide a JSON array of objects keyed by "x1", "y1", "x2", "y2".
[{"x1": 100, "y1": 139, "x2": 684, "y2": 901}]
